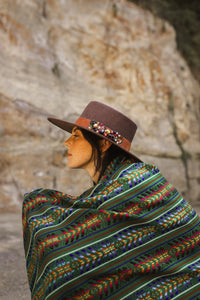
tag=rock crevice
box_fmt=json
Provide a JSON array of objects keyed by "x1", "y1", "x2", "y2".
[{"x1": 0, "y1": 0, "x2": 199, "y2": 212}]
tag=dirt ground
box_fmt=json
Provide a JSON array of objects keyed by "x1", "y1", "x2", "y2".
[
  {"x1": 0, "y1": 213, "x2": 30, "y2": 300},
  {"x1": 1, "y1": 206, "x2": 200, "y2": 300}
]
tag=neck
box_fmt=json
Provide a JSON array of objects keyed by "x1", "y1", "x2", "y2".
[
  {"x1": 89, "y1": 169, "x2": 101, "y2": 185},
  {"x1": 85, "y1": 157, "x2": 102, "y2": 185}
]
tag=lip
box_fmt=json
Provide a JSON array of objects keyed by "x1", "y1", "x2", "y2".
[{"x1": 67, "y1": 153, "x2": 72, "y2": 157}]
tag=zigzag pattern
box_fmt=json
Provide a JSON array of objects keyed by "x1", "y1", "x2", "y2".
[{"x1": 22, "y1": 157, "x2": 200, "y2": 299}]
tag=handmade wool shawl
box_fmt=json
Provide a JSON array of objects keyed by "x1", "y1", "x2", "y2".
[{"x1": 22, "y1": 157, "x2": 200, "y2": 300}]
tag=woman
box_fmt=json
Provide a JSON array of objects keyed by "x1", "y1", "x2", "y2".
[{"x1": 23, "y1": 101, "x2": 200, "y2": 300}]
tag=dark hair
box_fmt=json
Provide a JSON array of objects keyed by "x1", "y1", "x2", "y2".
[{"x1": 80, "y1": 128, "x2": 131, "y2": 182}]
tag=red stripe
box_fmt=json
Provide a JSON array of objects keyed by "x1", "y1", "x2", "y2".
[
  {"x1": 49, "y1": 215, "x2": 199, "y2": 297},
  {"x1": 37, "y1": 221, "x2": 127, "y2": 277},
  {"x1": 181, "y1": 286, "x2": 200, "y2": 299},
  {"x1": 101, "y1": 173, "x2": 163, "y2": 209}
]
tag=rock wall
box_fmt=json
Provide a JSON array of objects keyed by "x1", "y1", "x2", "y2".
[{"x1": 0, "y1": 0, "x2": 199, "y2": 212}]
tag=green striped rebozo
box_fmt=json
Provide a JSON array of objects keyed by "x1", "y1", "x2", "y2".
[{"x1": 22, "y1": 157, "x2": 200, "y2": 300}]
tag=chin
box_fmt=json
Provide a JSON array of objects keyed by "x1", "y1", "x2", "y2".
[
  {"x1": 68, "y1": 164, "x2": 74, "y2": 169},
  {"x1": 67, "y1": 163, "x2": 79, "y2": 169}
]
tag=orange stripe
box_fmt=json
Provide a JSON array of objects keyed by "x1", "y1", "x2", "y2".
[
  {"x1": 49, "y1": 214, "x2": 200, "y2": 297},
  {"x1": 75, "y1": 117, "x2": 131, "y2": 151}
]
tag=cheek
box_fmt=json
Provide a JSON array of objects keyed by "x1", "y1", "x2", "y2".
[
  {"x1": 81, "y1": 144, "x2": 93, "y2": 161},
  {"x1": 68, "y1": 142, "x2": 94, "y2": 168}
]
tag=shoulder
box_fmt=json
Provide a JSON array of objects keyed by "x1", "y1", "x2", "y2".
[
  {"x1": 112, "y1": 160, "x2": 165, "y2": 192},
  {"x1": 99, "y1": 159, "x2": 161, "y2": 190},
  {"x1": 99, "y1": 156, "x2": 161, "y2": 183},
  {"x1": 117, "y1": 160, "x2": 160, "y2": 179}
]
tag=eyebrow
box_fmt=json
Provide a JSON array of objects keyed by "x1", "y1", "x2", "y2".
[{"x1": 72, "y1": 127, "x2": 80, "y2": 134}]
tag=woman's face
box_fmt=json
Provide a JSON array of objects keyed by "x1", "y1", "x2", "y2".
[{"x1": 64, "y1": 127, "x2": 94, "y2": 173}]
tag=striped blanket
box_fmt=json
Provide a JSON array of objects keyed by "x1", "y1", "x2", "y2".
[{"x1": 22, "y1": 157, "x2": 200, "y2": 299}]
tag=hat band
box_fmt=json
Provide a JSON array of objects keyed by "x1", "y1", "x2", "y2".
[{"x1": 75, "y1": 117, "x2": 131, "y2": 151}]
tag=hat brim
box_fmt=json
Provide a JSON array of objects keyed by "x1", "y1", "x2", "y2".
[{"x1": 48, "y1": 117, "x2": 142, "y2": 162}]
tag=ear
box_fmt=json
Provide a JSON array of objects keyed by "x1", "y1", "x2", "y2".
[{"x1": 99, "y1": 139, "x2": 112, "y2": 153}]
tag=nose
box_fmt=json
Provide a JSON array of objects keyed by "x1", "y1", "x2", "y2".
[{"x1": 64, "y1": 137, "x2": 71, "y2": 147}]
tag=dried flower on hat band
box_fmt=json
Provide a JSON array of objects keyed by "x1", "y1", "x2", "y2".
[
  {"x1": 48, "y1": 101, "x2": 141, "y2": 160},
  {"x1": 88, "y1": 120, "x2": 123, "y2": 145}
]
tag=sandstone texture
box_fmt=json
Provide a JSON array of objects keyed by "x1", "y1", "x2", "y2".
[{"x1": 0, "y1": 0, "x2": 200, "y2": 214}]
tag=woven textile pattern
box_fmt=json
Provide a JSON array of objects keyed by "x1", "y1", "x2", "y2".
[{"x1": 22, "y1": 157, "x2": 200, "y2": 299}]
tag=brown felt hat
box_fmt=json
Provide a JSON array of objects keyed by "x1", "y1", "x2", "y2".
[{"x1": 48, "y1": 101, "x2": 141, "y2": 162}]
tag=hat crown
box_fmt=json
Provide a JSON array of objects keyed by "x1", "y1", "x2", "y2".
[
  {"x1": 47, "y1": 101, "x2": 141, "y2": 162},
  {"x1": 80, "y1": 101, "x2": 137, "y2": 143}
]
